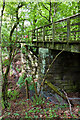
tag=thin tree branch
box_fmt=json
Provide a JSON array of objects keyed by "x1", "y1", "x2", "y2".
[
  {"x1": 1, "y1": 0, "x2": 5, "y2": 17},
  {"x1": 1, "y1": 0, "x2": 5, "y2": 74},
  {"x1": 10, "y1": 3, "x2": 23, "y2": 39},
  {"x1": 38, "y1": 2, "x2": 52, "y2": 23},
  {"x1": 38, "y1": 3, "x2": 49, "y2": 22},
  {"x1": 42, "y1": 3, "x2": 49, "y2": 11},
  {"x1": 62, "y1": 89, "x2": 72, "y2": 115},
  {"x1": 39, "y1": 11, "x2": 50, "y2": 21},
  {"x1": 4, "y1": 3, "x2": 24, "y2": 78},
  {"x1": 49, "y1": 1, "x2": 51, "y2": 23},
  {"x1": 9, "y1": 3, "x2": 24, "y2": 76}
]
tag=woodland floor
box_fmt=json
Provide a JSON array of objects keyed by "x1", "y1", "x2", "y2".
[{"x1": 2, "y1": 53, "x2": 80, "y2": 119}]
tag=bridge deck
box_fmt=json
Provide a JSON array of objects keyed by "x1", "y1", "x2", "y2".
[{"x1": 25, "y1": 13, "x2": 80, "y2": 53}]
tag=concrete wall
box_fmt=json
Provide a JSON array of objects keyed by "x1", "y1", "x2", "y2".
[{"x1": 38, "y1": 48, "x2": 80, "y2": 95}]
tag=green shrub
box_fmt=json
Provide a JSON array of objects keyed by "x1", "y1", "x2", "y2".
[
  {"x1": 8, "y1": 89, "x2": 19, "y2": 100},
  {"x1": 3, "y1": 59, "x2": 9, "y2": 67},
  {"x1": 31, "y1": 94, "x2": 45, "y2": 106},
  {"x1": 17, "y1": 73, "x2": 25, "y2": 88},
  {"x1": 17, "y1": 74, "x2": 36, "y2": 91}
]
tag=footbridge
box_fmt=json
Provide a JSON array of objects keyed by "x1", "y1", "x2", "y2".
[
  {"x1": 20, "y1": 14, "x2": 80, "y2": 101},
  {"x1": 27, "y1": 13, "x2": 80, "y2": 53}
]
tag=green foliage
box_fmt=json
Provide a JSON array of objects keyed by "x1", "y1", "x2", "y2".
[
  {"x1": 7, "y1": 103, "x2": 11, "y2": 110},
  {"x1": 25, "y1": 112, "x2": 28, "y2": 118},
  {"x1": 78, "y1": 110, "x2": 80, "y2": 114},
  {"x1": 21, "y1": 46, "x2": 27, "y2": 54},
  {"x1": 3, "y1": 59, "x2": 9, "y2": 67},
  {"x1": 17, "y1": 74, "x2": 27, "y2": 86},
  {"x1": 13, "y1": 113, "x2": 19, "y2": 116},
  {"x1": 25, "y1": 76, "x2": 35, "y2": 91},
  {"x1": 16, "y1": 67, "x2": 21, "y2": 73},
  {"x1": 7, "y1": 112, "x2": 11, "y2": 115},
  {"x1": 1, "y1": 1, "x2": 79, "y2": 50},
  {"x1": 31, "y1": 94, "x2": 45, "y2": 106},
  {"x1": 2, "y1": 98, "x2": 11, "y2": 110},
  {"x1": 8, "y1": 89, "x2": 19, "y2": 100},
  {"x1": 17, "y1": 74, "x2": 36, "y2": 91},
  {"x1": 25, "y1": 96, "x2": 62, "y2": 118},
  {"x1": 17, "y1": 73, "x2": 25, "y2": 88}
]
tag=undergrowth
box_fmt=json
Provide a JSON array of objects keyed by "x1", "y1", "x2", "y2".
[{"x1": 2, "y1": 93, "x2": 80, "y2": 119}]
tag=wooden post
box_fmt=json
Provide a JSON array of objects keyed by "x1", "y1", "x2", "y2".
[
  {"x1": 67, "y1": 18, "x2": 70, "y2": 50},
  {"x1": 52, "y1": 23, "x2": 55, "y2": 48},
  {"x1": 43, "y1": 26, "x2": 45, "y2": 41},
  {"x1": 67, "y1": 18, "x2": 70, "y2": 41}
]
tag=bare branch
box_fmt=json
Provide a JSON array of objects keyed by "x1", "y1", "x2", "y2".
[
  {"x1": 1, "y1": 0, "x2": 5, "y2": 17},
  {"x1": 10, "y1": 3, "x2": 23, "y2": 40},
  {"x1": 49, "y1": 1, "x2": 51, "y2": 23},
  {"x1": 39, "y1": 11, "x2": 49, "y2": 21},
  {"x1": 38, "y1": 3, "x2": 49, "y2": 22},
  {"x1": 42, "y1": 3, "x2": 49, "y2": 11},
  {"x1": 7, "y1": 3, "x2": 24, "y2": 78},
  {"x1": 62, "y1": 89, "x2": 72, "y2": 115}
]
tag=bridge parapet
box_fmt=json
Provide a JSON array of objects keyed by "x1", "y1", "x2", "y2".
[{"x1": 28, "y1": 13, "x2": 80, "y2": 53}]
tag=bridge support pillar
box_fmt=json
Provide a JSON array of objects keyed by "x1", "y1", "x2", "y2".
[{"x1": 38, "y1": 48, "x2": 80, "y2": 98}]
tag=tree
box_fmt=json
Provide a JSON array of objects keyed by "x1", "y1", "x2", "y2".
[
  {"x1": 0, "y1": 0, "x2": 5, "y2": 116},
  {"x1": 1, "y1": 2, "x2": 24, "y2": 108}
]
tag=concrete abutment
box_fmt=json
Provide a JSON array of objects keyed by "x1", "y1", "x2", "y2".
[{"x1": 38, "y1": 48, "x2": 80, "y2": 97}]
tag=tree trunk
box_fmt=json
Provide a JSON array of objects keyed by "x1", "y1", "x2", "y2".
[
  {"x1": 0, "y1": 11, "x2": 2, "y2": 114},
  {"x1": 2, "y1": 3, "x2": 23, "y2": 108},
  {"x1": 0, "y1": 0, "x2": 5, "y2": 115},
  {"x1": 2, "y1": 77, "x2": 8, "y2": 108},
  {"x1": 0, "y1": 38, "x2": 2, "y2": 116}
]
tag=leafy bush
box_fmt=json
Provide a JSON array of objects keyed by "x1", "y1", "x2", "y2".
[
  {"x1": 3, "y1": 59, "x2": 9, "y2": 67},
  {"x1": 21, "y1": 46, "x2": 27, "y2": 54},
  {"x1": 25, "y1": 76, "x2": 35, "y2": 90},
  {"x1": 17, "y1": 73, "x2": 25, "y2": 88},
  {"x1": 8, "y1": 89, "x2": 19, "y2": 100},
  {"x1": 31, "y1": 94, "x2": 45, "y2": 106},
  {"x1": 17, "y1": 74, "x2": 36, "y2": 91},
  {"x1": 14, "y1": 113, "x2": 19, "y2": 116}
]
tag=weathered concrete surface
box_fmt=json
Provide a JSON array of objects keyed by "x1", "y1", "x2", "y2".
[
  {"x1": 33, "y1": 41, "x2": 80, "y2": 53},
  {"x1": 38, "y1": 48, "x2": 80, "y2": 101}
]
